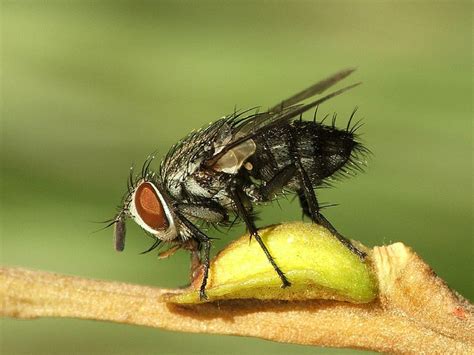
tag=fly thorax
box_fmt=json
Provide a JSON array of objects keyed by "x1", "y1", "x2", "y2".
[{"x1": 183, "y1": 177, "x2": 214, "y2": 199}]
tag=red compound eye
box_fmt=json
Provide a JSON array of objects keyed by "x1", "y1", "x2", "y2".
[{"x1": 134, "y1": 182, "x2": 169, "y2": 230}]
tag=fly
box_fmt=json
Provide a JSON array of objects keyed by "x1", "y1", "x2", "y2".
[{"x1": 109, "y1": 68, "x2": 369, "y2": 300}]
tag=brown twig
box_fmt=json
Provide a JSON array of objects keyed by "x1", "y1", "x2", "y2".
[{"x1": 1, "y1": 243, "x2": 472, "y2": 354}]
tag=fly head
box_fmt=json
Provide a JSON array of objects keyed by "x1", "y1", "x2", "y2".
[{"x1": 110, "y1": 157, "x2": 179, "y2": 253}]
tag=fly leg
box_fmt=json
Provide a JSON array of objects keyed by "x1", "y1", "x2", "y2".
[
  {"x1": 295, "y1": 163, "x2": 367, "y2": 259},
  {"x1": 177, "y1": 202, "x2": 228, "y2": 224},
  {"x1": 178, "y1": 214, "x2": 212, "y2": 300},
  {"x1": 230, "y1": 184, "x2": 291, "y2": 288},
  {"x1": 176, "y1": 202, "x2": 229, "y2": 299},
  {"x1": 297, "y1": 189, "x2": 312, "y2": 219},
  {"x1": 177, "y1": 238, "x2": 203, "y2": 283},
  {"x1": 190, "y1": 246, "x2": 202, "y2": 282},
  {"x1": 259, "y1": 165, "x2": 297, "y2": 200}
]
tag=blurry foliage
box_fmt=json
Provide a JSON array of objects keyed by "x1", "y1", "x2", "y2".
[{"x1": 1, "y1": 1, "x2": 471, "y2": 354}]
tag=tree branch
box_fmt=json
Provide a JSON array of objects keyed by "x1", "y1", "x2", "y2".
[{"x1": 1, "y1": 231, "x2": 473, "y2": 353}]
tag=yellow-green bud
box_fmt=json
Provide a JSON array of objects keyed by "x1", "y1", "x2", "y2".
[{"x1": 167, "y1": 222, "x2": 377, "y2": 304}]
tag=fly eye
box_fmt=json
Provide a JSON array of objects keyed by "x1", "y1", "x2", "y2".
[
  {"x1": 114, "y1": 217, "x2": 126, "y2": 252},
  {"x1": 133, "y1": 182, "x2": 169, "y2": 231}
]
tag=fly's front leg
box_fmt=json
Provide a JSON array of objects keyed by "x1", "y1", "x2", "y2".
[
  {"x1": 178, "y1": 215, "x2": 212, "y2": 300},
  {"x1": 176, "y1": 202, "x2": 228, "y2": 224},
  {"x1": 230, "y1": 184, "x2": 291, "y2": 288},
  {"x1": 180, "y1": 238, "x2": 202, "y2": 282},
  {"x1": 176, "y1": 202, "x2": 229, "y2": 298},
  {"x1": 197, "y1": 238, "x2": 211, "y2": 300},
  {"x1": 295, "y1": 161, "x2": 367, "y2": 259}
]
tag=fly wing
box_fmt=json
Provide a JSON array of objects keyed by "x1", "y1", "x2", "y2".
[
  {"x1": 233, "y1": 68, "x2": 358, "y2": 136},
  {"x1": 268, "y1": 67, "x2": 357, "y2": 114},
  {"x1": 205, "y1": 68, "x2": 360, "y2": 168}
]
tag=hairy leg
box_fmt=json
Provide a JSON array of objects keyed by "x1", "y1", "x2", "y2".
[
  {"x1": 296, "y1": 168, "x2": 366, "y2": 259},
  {"x1": 178, "y1": 215, "x2": 212, "y2": 300},
  {"x1": 230, "y1": 184, "x2": 291, "y2": 288}
]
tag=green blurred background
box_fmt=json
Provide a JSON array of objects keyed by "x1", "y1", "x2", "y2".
[{"x1": 1, "y1": 1, "x2": 471, "y2": 354}]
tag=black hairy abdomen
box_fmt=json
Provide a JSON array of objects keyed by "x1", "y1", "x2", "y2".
[{"x1": 249, "y1": 121, "x2": 357, "y2": 187}]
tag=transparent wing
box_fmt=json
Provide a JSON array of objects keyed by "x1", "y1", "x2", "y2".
[
  {"x1": 205, "y1": 68, "x2": 360, "y2": 167},
  {"x1": 269, "y1": 67, "x2": 357, "y2": 113}
]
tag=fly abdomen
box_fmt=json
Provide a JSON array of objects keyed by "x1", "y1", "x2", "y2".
[
  {"x1": 249, "y1": 120, "x2": 362, "y2": 189},
  {"x1": 293, "y1": 120, "x2": 360, "y2": 181}
]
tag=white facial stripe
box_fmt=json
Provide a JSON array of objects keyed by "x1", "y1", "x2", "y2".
[{"x1": 130, "y1": 181, "x2": 178, "y2": 241}]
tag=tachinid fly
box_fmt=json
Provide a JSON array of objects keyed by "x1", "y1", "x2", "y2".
[{"x1": 110, "y1": 68, "x2": 369, "y2": 299}]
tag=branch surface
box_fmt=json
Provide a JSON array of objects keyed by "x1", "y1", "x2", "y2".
[{"x1": 1, "y1": 243, "x2": 473, "y2": 354}]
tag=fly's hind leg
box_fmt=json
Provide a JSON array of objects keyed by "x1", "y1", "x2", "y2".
[
  {"x1": 230, "y1": 184, "x2": 291, "y2": 288},
  {"x1": 295, "y1": 163, "x2": 367, "y2": 259}
]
